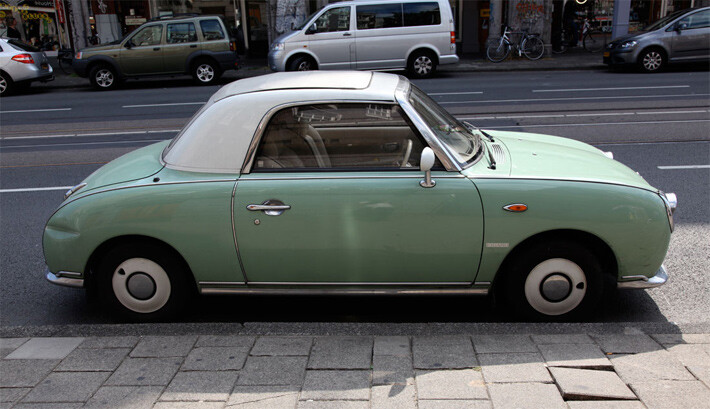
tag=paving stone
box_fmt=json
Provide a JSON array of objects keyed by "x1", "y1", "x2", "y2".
[
  {"x1": 129, "y1": 336, "x2": 197, "y2": 357},
  {"x1": 105, "y1": 357, "x2": 182, "y2": 386},
  {"x1": 471, "y1": 335, "x2": 537, "y2": 354},
  {"x1": 413, "y1": 336, "x2": 476, "y2": 369},
  {"x1": 79, "y1": 337, "x2": 139, "y2": 349},
  {"x1": 530, "y1": 334, "x2": 593, "y2": 344},
  {"x1": 478, "y1": 353, "x2": 551, "y2": 383},
  {"x1": 374, "y1": 336, "x2": 410, "y2": 356},
  {"x1": 196, "y1": 335, "x2": 255, "y2": 348},
  {"x1": 0, "y1": 338, "x2": 29, "y2": 357},
  {"x1": 415, "y1": 370, "x2": 487, "y2": 400},
  {"x1": 84, "y1": 385, "x2": 163, "y2": 409},
  {"x1": 650, "y1": 334, "x2": 710, "y2": 345},
  {"x1": 56, "y1": 347, "x2": 130, "y2": 372},
  {"x1": 5, "y1": 338, "x2": 84, "y2": 360},
  {"x1": 0, "y1": 359, "x2": 58, "y2": 387},
  {"x1": 161, "y1": 370, "x2": 239, "y2": 402},
  {"x1": 22, "y1": 371, "x2": 109, "y2": 403},
  {"x1": 632, "y1": 380, "x2": 710, "y2": 409},
  {"x1": 307, "y1": 337, "x2": 372, "y2": 369},
  {"x1": 687, "y1": 365, "x2": 710, "y2": 388},
  {"x1": 228, "y1": 385, "x2": 299, "y2": 408},
  {"x1": 153, "y1": 402, "x2": 225, "y2": 409},
  {"x1": 610, "y1": 350, "x2": 695, "y2": 383},
  {"x1": 300, "y1": 370, "x2": 370, "y2": 401},
  {"x1": 250, "y1": 337, "x2": 312, "y2": 356},
  {"x1": 665, "y1": 343, "x2": 710, "y2": 366},
  {"x1": 373, "y1": 355, "x2": 413, "y2": 385},
  {"x1": 370, "y1": 384, "x2": 416, "y2": 409},
  {"x1": 549, "y1": 367, "x2": 636, "y2": 400},
  {"x1": 0, "y1": 387, "x2": 30, "y2": 403},
  {"x1": 182, "y1": 347, "x2": 248, "y2": 371},
  {"x1": 418, "y1": 401, "x2": 492, "y2": 409},
  {"x1": 566, "y1": 402, "x2": 645, "y2": 409},
  {"x1": 298, "y1": 401, "x2": 368, "y2": 409},
  {"x1": 538, "y1": 343, "x2": 611, "y2": 368},
  {"x1": 591, "y1": 334, "x2": 661, "y2": 354},
  {"x1": 237, "y1": 356, "x2": 307, "y2": 386},
  {"x1": 488, "y1": 383, "x2": 566, "y2": 409}
]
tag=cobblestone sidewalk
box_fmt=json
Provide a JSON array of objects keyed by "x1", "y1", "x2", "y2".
[{"x1": 1, "y1": 332, "x2": 709, "y2": 408}]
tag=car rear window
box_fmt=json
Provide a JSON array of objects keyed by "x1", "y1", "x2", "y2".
[
  {"x1": 200, "y1": 19, "x2": 225, "y2": 40},
  {"x1": 403, "y1": 2, "x2": 441, "y2": 26},
  {"x1": 7, "y1": 39, "x2": 40, "y2": 52}
]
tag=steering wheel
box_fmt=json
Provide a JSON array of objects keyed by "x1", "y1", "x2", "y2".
[{"x1": 400, "y1": 139, "x2": 413, "y2": 168}]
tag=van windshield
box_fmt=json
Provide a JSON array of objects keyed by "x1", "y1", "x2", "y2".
[{"x1": 294, "y1": 11, "x2": 318, "y2": 30}]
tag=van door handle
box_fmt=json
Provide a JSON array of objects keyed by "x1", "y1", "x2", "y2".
[
  {"x1": 153, "y1": 47, "x2": 160, "y2": 51},
  {"x1": 343, "y1": 32, "x2": 352, "y2": 37}
]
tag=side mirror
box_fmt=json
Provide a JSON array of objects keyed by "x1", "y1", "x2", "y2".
[
  {"x1": 419, "y1": 147, "x2": 436, "y2": 188},
  {"x1": 675, "y1": 23, "x2": 688, "y2": 33},
  {"x1": 306, "y1": 24, "x2": 317, "y2": 35},
  {"x1": 124, "y1": 40, "x2": 132, "y2": 49}
]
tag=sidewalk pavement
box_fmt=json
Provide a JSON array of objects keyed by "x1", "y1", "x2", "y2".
[
  {"x1": 2, "y1": 328, "x2": 709, "y2": 408},
  {"x1": 43, "y1": 49, "x2": 605, "y2": 90}
]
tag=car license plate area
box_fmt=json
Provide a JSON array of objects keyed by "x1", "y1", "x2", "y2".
[
  {"x1": 603, "y1": 52, "x2": 610, "y2": 57},
  {"x1": 41, "y1": 63, "x2": 49, "y2": 70}
]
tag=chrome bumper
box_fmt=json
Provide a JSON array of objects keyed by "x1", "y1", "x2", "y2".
[
  {"x1": 46, "y1": 271, "x2": 84, "y2": 288},
  {"x1": 617, "y1": 265, "x2": 668, "y2": 289}
]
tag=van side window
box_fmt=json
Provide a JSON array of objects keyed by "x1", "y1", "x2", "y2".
[
  {"x1": 403, "y1": 2, "x2": 441, "y2": 26},
  {"x1": 314, "y1": 7, "x2": 351, "y2": 33},
  {"x1": 200, "y1": 19, "x2": 225, "y2": 40},
  {"x1": 167, "y1": 23, "x2": 197, "y2": 43},
  {"x1": 357, "y1": 4, "x2": 403, "y2": 30}
]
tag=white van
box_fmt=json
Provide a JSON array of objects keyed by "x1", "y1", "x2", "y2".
[{"x1": 268, "y1": 0, "x2": 458, "y2": 78}]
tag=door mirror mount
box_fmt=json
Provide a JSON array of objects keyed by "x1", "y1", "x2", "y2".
[
  {"x1": 306, "y1": 24, "x2": 317, "y2": 35},
  {"x1": 420, "y1": 147, "x2": 436, "y2": 188},
  {"x1": 124, "y1": 40, "x2": 133, "y2": 49}
]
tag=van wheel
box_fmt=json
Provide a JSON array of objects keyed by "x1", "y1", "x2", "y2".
[
  {"x1": 407, "y1": 51, "x2": 437, "y2": 79},
  {"x1": 638, "y1": 48, "x2": 665, "y2": 73},
  {"x1": 288, "y1": 56, "x2": 316, "y2": 71},
  {"x1": 193, "y1": 59, "x2": 221, "y2": 85},
  {"x1": 89, "y1": 64, "x2": 119, "y2": 90}
]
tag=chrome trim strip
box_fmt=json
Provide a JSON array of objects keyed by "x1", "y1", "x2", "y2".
[
  {"x1": 201, "y1": 287, "x2": 489, "y2": 296},
  {"x1": 199, "y1": 281, "x2": 247, "y2": 286},
  {"x1": 230, "y1": 180, "x2": 249, "y2": 283},
  {"x1": 46, "y1": 271, "x2": 84, "y2": 288},
  {"x1": 474, "y1": 281, "x2": 491, "y2": 286},
  {"x1": 618, "y1": 265, "x2": 668, "y2": 289},
  {"x1": 244, "y1": 281, "x2": 475, "y2": 286},
  {"x1": 239, "y1": 175, "x2": 465, "y2": 181},
  {"x1": 465, "y1": 175, "x2": 658, "y2": 192}
]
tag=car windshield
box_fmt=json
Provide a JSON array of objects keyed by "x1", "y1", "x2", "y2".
[
  {"x1": 642, "y1": 9, "x2": 686, "y2": 31},
  {"x1": 294, "y1": 11, "x2": 318, "y2": 30},
  {"x1": 408, "y1": 85, "x2": 482, "y2": 168}
]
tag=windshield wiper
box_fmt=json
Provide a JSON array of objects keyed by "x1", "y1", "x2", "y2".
[
  {"x1": 464, "y1": 121, "x2": 494, "y2": 142},
  {"x1": 486, "y1": 143, "x2": 497, "y2": 170}
]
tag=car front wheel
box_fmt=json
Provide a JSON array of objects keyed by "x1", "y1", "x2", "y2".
[
  {"x1": 89, "y1": 65, "x2": 118, "y2": 90},
  {"x1": 639, "y1": 48, "x2": 665, "y2": 73}
]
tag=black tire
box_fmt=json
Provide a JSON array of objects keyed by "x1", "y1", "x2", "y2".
[
  {"x1": 522, "y1": 36, "x2": 545, "y2": 60},
  {"x1": 502, "y1": 241, "x2": 604, "y2": 321},
  {"x1": 583, "y1": 30, "x2": 607, "y2": 53},
  {"x1": 192, "y1": 59, "x2": 222, "y2": 85},
  {"x1": 89, "y1": 64, "x2": 119, "y2": 90},
  {"x1": 288, "y1": 55, "x2": 316, "y2": 71},
  {"x1": 97, "y1": 242, "x2": 191, "y2": 322},
  {"x1": 486, "y1": 39, "x2": 510, "y2": 63},
  {"x1": 407, "y1": 50, "x2": 437, "y2": 79},
  {"x1": 638, "y1": 48, "x2": 666, "y2": 73},
  {"x1": 0, "y1": 71, "x2": 14, "y2": 96}
]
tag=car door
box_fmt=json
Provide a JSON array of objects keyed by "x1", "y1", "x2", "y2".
[
  {"x1": 354, "y1": 2, "x2": 404, "y2": 69},
  {"x1": 163, "y1": 21, "x2": 198, "y2": 73},
  {"x1": 670, "y1": 9, "x2": 710, "y2": 61},
  {"x1": 233, "y1": 102, "x2": 484, "y2": 284},
  {"x1": 120, "y1": 24, "x2": 164, "y2": 75},
  {"x1": 306, "y1": 6, "x2": 354, "y2": 70}
]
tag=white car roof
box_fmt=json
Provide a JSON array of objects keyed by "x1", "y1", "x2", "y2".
[{"x1": 164, "y1": 71, "x2": 406, "y2": 174}]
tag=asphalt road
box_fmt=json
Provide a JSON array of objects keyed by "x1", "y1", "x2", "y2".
[{"x1": 1, "y1": 69, "x2": 708, "y2": 331}]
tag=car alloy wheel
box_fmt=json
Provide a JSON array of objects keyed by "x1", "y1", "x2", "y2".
[
  {"x1": 111, "y1": 257, "x2": 172, "y2": 314},
  {"x1": 0, "y1": 75, "x2": 7, "y2": 95},
  {"x1": 524, "y1": 258, "x2": 587, "y2": 316},
  {"x1": 642, "y1": 51, "x2": 663, "y2": 72},
  {"x1": 297, "y1": 60, "x2": 312, "y2": 71},
  {"x1": 413, "y1": 55, "x2": 433, "y2": 76},
  {"x1": 95, "y1": 68, "x2": 114, "y2": 88},
  {"x1": 196, "y1": 64, "x2": 215, "y2": 82}
]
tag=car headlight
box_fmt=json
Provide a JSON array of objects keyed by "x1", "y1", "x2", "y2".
[
  {"x1": 659, "y1": 191, "x2": 677, "y2": 232},
  {"x1": 271, "y1": 42, "x2": 284, "y2": 51},
  {"x1": 620, "y1": 40, "x2": 637, "y2": 48}
]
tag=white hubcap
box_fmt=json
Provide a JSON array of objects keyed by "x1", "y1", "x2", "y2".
[
  {"x1": 95, "y1": 69, "x2": 114, "y2": 87},
  {"x1": 524, "y1": 258, "x2": 587, "y2": 316},
  {"x1": 112, "y1": 258, "x2": 171, "y2": 313},
  {"x1": 297, "y1": 61, "x2": 311, "y2": 71},
  {"x1": 197, "y1": 64, "x2": 215, "y2": 82},
  {"x1": 0, "y1": 76, "x2": 7, "y2": 94},
  {"x1": 413, "y1": 56, "x2": 432, "y2": 75},
  {"x1": 643, "y1": 52, "x2": 662, "y2": 71}
]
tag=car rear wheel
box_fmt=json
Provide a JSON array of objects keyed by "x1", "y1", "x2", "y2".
[
  {"x1": 193, "y1": 60, "x2": 221, "y2": 85},
  {"x1": 503, "y1": 241, "x2": 603, "y2": 321},
  {"x1": 639, "y1": 48, "x2": 665, "y2": 73},
  {"x1": 0, "y1": 71, "x2": 13, "y2": 96},
  {"x1": 89, "y1": 65, "x2": 118, "y2": 90},
  {"x1": 98, "y1": 242, "x2": 190, "y2": 322},
  {"x1": 407, "y1": 51, "x2": 437, "y2": 79}
]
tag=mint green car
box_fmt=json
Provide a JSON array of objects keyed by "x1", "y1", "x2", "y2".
[{"x1": 44, "y1": 72, "x2": 675, "y2": 321}]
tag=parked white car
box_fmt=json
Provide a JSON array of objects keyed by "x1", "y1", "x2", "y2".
[{"x1": 0, "y1": 37, "x2": 54, "y2": 96}]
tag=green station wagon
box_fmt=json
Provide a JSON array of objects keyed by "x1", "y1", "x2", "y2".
[
  {"x1": 72, "y1": 15, "x2": 238, "y2": 90},
  {"x1": 44, "y1": 72, "x2": 675, "y2": 321}
]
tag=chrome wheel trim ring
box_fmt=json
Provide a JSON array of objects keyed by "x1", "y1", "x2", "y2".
[
  {"x1": 112, "y1": 258, "x2": 171, "y2": 313},
  {"x1": 95, "y1": 69, "x2": 114, "y2": 87},
  {"x1": 524, "y1": 258, "x2": 587, "y2": 316},
  {"x1": 643, "y1": 52, "x2": 662, "y2": 71},
  {"x1": 413, "y1": 56, "x2": 433, "y2": 75},
  {"x1": 197, "y1": 64, "x2": 215, "y2": 82},
  {"x1": 297, "y1": 60, "x2": 311, "y2": 71},
  {"x1": 0, "y1": 76, "x2": 6, "y2": 94}
]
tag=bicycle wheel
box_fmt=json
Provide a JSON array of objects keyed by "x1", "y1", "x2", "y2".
[
  {"x1": 486, "y1": 39, "x2": 510, "y2": 63},
  {"x1": 522, "y1": 36, "x2": 545, "y2": 60},
  {"x1": 583, "y1": 30, "x2": 607, "y2": 53}
]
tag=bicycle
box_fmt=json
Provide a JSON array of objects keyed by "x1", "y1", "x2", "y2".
[
  {"x1": 553, "y1": 17, "x2": 608, "y2": 53},
  {"x1": 486, "y1": 25, "x2": 545, "y2": 62}
]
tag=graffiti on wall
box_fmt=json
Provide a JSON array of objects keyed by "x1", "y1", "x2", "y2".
[
  {"x1": 515, "y1": 0, "x2": 544, "y2": 23},
  {"x1": 275, "y1": 0, "x2": 306, "y2": 35}
]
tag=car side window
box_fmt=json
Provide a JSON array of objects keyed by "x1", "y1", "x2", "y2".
[
  {"x1": 357, "y1": 4, "x2": 403, "y2": 30},
  {"x1": 677, "y1": 10, "x2": 710, "y2": 29},
  {"x1": 403, "y1": 2, "x2": 441, "y2": 27},
  {"x1": 314, "y1": 7, "x2": 351, "y2": 33},
  {"x1": 131, "y1": 25, "x2": 163, "y2": 46},
  {"x1": 167, "y1": 22, "x2": 197, "y2": 43},
  {"x1": 200, "y1": 19, "x2": 225, "y2": 40},
  {"x1": 252, "y1": 103, "x2": 440, "y2": 171}
]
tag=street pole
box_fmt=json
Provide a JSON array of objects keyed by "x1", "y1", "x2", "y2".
[{"x1": 611, "y1": 0, "x2": 631, "y2": 40}]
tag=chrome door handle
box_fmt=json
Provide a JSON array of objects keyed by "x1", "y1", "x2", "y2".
[
  {"x1": 247, "y1": 204, "x2": 291, "y2": 211},
  {"x1": 246, "y1": 199, "x2": 291, "y2": 216}
]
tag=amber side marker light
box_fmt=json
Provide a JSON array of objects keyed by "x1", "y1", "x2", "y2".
[{"x1": 503, "y1": 204, "x2": 528, "y2": 212}]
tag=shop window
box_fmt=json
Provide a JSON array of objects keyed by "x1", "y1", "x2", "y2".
[
  {"x1": 167, "y1": 23, "x2": 197, "y2": 43},
  {"x1": 356, "y1": 4, "x2": 402, "y2": 30},
  {"x1": 200, "y1": 19, "x2": 225, "y2": 41},
  {"x1": 403, "y1": 2, "x2": 441, "y2": 27}
]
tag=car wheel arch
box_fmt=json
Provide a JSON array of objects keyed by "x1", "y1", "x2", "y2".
[
  {"x1": 86, "y1": 57, "x2": 121, "y2": 77},
  {"x1": 407, "y1": 46, "x2": 440, "y2": 66}
]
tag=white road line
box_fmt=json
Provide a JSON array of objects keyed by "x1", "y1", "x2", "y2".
[
  {"x1": 440, "y1": 93, "x2": 710, "y2": 104},
  {"x1": 657, "y1": 165, "x2": 710, "y2": 170},
  {"x1": 636, "y1": 110, "x2": 709, "y2": 115},
  {"x1": 430, "y1": 91, "x2": 484, "y2": 96},
  {"x1": 1, "y1": 129, "x2": 179, "y2": 140},
  {"x1": 488, "y1": 119, "x2": 710, "y2": 129},
  {"x1": 122, "y1": 102, "x2": 205, "y2": 108},
  {"x1": 458, "y1": 110, "x2": 708, "y2": 121},
  {"x1": 0, "y1": 186, "x2": 72, "y2": 193},
  {"x1": 532, "y1": 85, "x2": 690, "y2": 93},
  {"x1": 566, "y1": 112, "x2": 635, "y2": 117},
  {"x1": 0, "y1": 108, "x2": 72, "y2": 114},
  {"x1": 0, "y1": 139, "x2": 163, "y2": 149}
]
